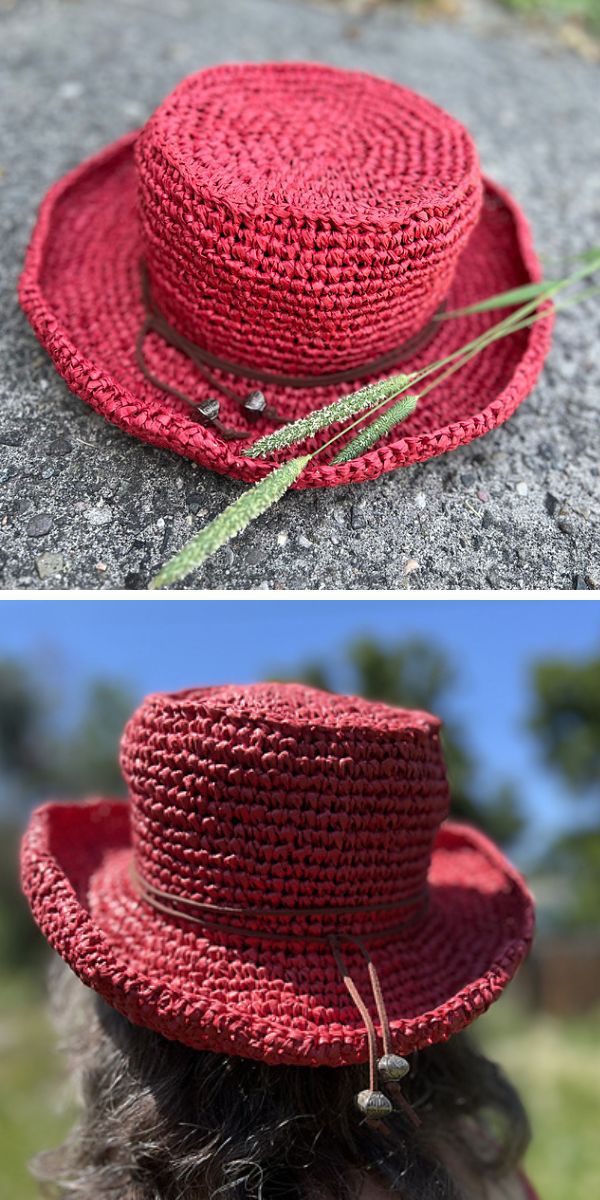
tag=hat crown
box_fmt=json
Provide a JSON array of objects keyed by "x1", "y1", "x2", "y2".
[
  {"x1": 120, "y1": 683, "x2": 450, "y2": 939},
  {"x1": 135, "y1": 63, "x2": 483, "y2": 377}
]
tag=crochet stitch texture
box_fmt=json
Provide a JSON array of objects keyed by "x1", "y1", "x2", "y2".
[
  {"x1": 19, "y1": 63, "x2": 552, "y2": 486},
  {"x1": 21, "y1": 684, "x2": 534, "y2": 1064}
]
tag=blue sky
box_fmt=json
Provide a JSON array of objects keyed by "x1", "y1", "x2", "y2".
[{"x1": 2, "y1": 599, "x2": 598, "y2": 860}]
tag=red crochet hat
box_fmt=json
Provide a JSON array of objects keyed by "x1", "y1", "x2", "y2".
[
  {"x1": 21, "y1": 683, "x2": 534, "y2": 1102},
  {"x1": 19, "y1": 62, "x2": 551, "y2": 490}
]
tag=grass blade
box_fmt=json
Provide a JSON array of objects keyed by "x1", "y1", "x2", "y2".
[
  {"x1": 149, "y1": 455, "x2": 310, "y2": 589},
  {"x1": 571, "y1": 247, "x2": 600, "y2": 268},
  {"x1": 442, "y1": 282, "x2": 554, "y2": 318},
  {"x1": 331, "y1": 395, "x2": 419, "y2": 464},
  {"x1": 243, "y1": 374, "x2": 413, "y2": 459}
]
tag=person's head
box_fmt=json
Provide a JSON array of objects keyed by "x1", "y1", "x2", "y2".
[
  {"x1": 35, "y1": 962, "x2": 529, "y2": 1200},
  {"x1": 22, "y1": 685, "x2": 535, "y2": 1199}
]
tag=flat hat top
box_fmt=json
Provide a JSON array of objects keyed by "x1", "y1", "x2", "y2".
[
  {"x1": 149, "y1": 62, "x2": 479, "y2": 223},
  {"x1": 134, "y1": 682, "x2": 441, "y2": 733},
  {"x1": 136, "y1": 63, "x2": 483, "y2": 373}
]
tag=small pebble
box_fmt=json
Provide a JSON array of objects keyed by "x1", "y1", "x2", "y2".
[
  {"x1": 559, "y1": 359, "x2": 578, "y2": 381},
  {"x1": 298, "y1": 534, "x2": 313, "y2": 548},
  {"x1": 516, "y1": 482, "x2": 528, "y2": 497},
  {"x1": 404, "y1": 559, "x2": 420, "y2": 576},
  {"x1": 122, "y1": 100, "x2": 145, "y2": 119},
  {"x1": 48, "y1": 437, "x2": 72, "y2": 456},
  {"x1": 538, "y1": 441, "x2": 556, "y2": 463},
  {"x1": 95, "y1": 562, "x2": 107, "y2": 572},
  {"x1": 123, "y1": 572, "x2": 144, "y2": 590},
  {"x1": 558, "y1": 518, "x2": 575, "y2": 537},
  {"x1": 26, "y1": 513, "x2": 52, "y2": 538},
  {"x1": 277, "y1": 532, "x2": 288, "y2": 547},
  {"x1": 58, "y1": 80, "x2": 84, "y2": 100},
  {"x1": 85, "y1": 506, "x2": 112, "y2": 527},
  {"x1": 35, "y1": 551, "x2": 63, "y2": 579},
  {"x1": 545, "y1": 492, "x2": 559, "y2": 517},
  {"x1": 351, "y1": 506, "x2": 366, "y2": 530},
  {"x1": 186, "y1": 493, "x2": 205, "y2": 516},
  {"x1": 477, "y1": 489, "x2": 490, "y2": 502},
  {"x1": 414, "y1": 492, "x2": 427, "y2": 510}
]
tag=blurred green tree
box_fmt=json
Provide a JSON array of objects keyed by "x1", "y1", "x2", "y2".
[
  {"x1": 0, "y1": 660, "x2": 51, "y2": 810},
  {"x1": 51, "y1": 681, "x2": 131, "y2": 798},
  {"x1": 528, "y1": 652, "x2": 600, "y2": 928},
  {"x1": 0, "y1": 659, "x2": 132, "y2": 971},
  {"x1": 529, "y1": 656, "x2": 600, "y2": 796},
  {"x1": 273, "y1": 635, "x2": 525, "y2": 847}
]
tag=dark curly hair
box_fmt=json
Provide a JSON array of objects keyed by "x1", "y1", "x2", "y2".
[{"x1": 33, "y1": 962, "x2": 530, "y2": 1200}]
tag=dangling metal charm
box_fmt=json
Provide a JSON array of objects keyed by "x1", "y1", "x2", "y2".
[
  {"x1": 378, "y1": 1054, "x2": 410, "y2": 1083},
  {"x1": 197, "y1": 397, "x2": 221, "y2": 422},
  {"x1": 194, "y1": 396, "x2": 248, "y2": 441},
  {"x1": 243, "y1": 389, "x2": 287, "y2": 425},
  {"x1": 355, "y1": 1089, "x2": 393, "y2": 1120},
  {"x1": 244, "y1": 390, "x2": 267, "y2": 414}
]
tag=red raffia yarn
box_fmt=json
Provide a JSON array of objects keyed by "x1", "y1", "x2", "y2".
[
  {"x1": 21, "y1": 684, "x2": 534, "y2": 1065},
  {"x1": 19, "y1": 63, "x2": 552, "y2": 488}
]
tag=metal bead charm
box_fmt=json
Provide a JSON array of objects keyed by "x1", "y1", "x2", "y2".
[
  {"x1": 197, "y1": 397, "x2": 220, "y2": 422},
  {"x1": 355, "y1": 1089, "x2": 393, "y2": 1120},
  {"x1": 378, "y1": 1054, "x2": 410, "y2": 1083},
  {"x1": 244, "y1": 390, "x2": 267, "y2": 414}
]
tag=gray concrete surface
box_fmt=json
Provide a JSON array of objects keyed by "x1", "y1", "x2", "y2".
[{"x1": 1, "y1": 0, "x2": 598, "y2": 591}]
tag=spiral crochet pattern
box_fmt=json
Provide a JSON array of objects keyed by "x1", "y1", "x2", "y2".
[
  {"x1": 21, "y1": 684, "x2": 534, "y2": 1065},
  {"x1": 135, "y1": 64, "x2": 482, "y2": 373},
  {"x1": 19, "y1": 63, "x2": 552, "y2": 487}
]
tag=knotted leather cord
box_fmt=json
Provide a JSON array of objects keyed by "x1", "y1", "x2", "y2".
[
  {"x1": 136, "y1": 266, "x2": 254, "y2": 439},
  {"x1": 131, "y1": 865, "x2": 427, "y2": 922},
  {"x1": 329, "y1": 935, "x2": 380, "y2": 1093},
  {"x1": 131, "y1": 864, "x2": 424, "y2": 1120},
  {"x1": 330, "y1": 936, "x2": 420, "y2": 1126},
  {"x1": 136, "y1": 260, "x2": 444, "y2": 436}
]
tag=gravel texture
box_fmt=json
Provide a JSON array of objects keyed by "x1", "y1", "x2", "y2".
[{"x1": 1, "y1": 0, "x2": 598, "y2": 591}]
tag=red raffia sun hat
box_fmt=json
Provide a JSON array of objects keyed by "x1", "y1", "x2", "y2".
[
  {"x1": 21, "y1": 683, "x2": 534, "y2": 1108},
  {"x1": 19, "y1": 62, "x2": 552, "y2": 490}
]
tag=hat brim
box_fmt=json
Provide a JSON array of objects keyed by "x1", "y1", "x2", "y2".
[
  {"x1": 21, "y1": 800, "x2": 533, "y2": 1066},
  {"x1": 19, "y1": 133, "x2": 552, "y2": 489}
]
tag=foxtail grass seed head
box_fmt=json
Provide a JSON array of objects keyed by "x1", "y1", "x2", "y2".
[
  {"x1": 331, "y1": 395, "x2": 418, "y2": 464},
  {"x1": 148, "y1": 247, "x2": 600, "y2": 586},
  {"x1": 149, "y1": 455, "x2": 310, "y2": 589},
  {"x1": 243, "y1": 375, "x2": 415, "y2": 459}
]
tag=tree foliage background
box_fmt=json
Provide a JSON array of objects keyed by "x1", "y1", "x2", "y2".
[
  {"x1": 527, "y1": 654, "x2": 600, "y2": 928},
  {"x1": 0, "y1": 659, "x2": 131, "y2": 971},
  {"x1": 0, "y1": 635, "x2": 598, "y2": 974}
]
